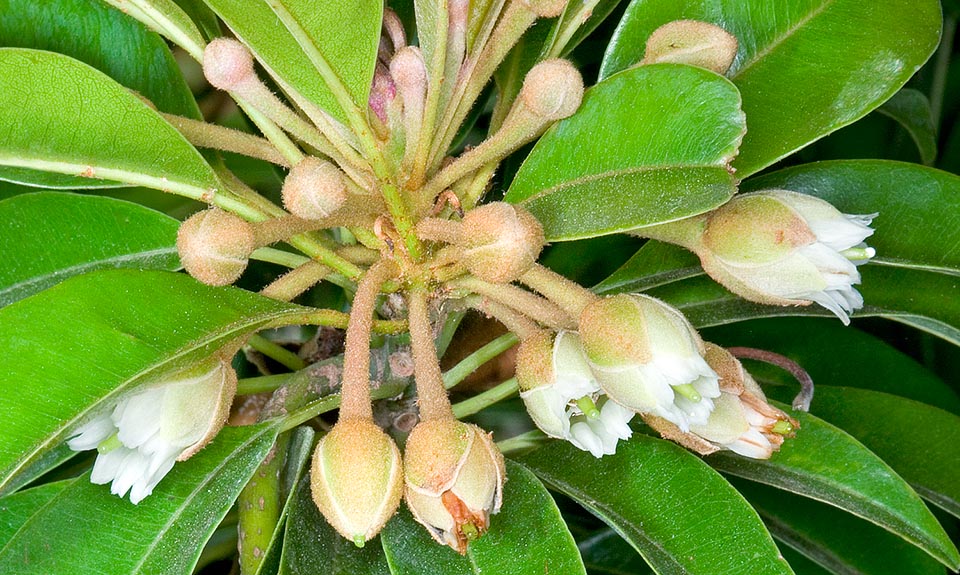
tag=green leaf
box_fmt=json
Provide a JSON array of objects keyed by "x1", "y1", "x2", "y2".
[
  {"x1": 505, "y1": 64, "x2": 745, "y2": 241},
  {"x1": 0, "y1": 0, "x2": 201, "y2": 189},
  {"x1": 0, "y1": 482, "x2": 68, "y2": 545},
  {"x1": 594, "y1": 240, "x2": 702, "y2": 294},
  {"x1": 806, "y1": 387, "x2": 960, "y2": 522},
  {"x1": 279, "y1": 470, "x2": 390, "y2": 575},
  {"x1": 0, "y1": 269, "x2": 306, "y2": 495},
  {"x1": 203, "y1": 0, "x2": 381, "y2": 125},
  {"x1": 0, "y1": 48, "x2": 220, "y2": 199},
  {"x1": 739, "y1": 480, "x2": 946, "y2": 575},
  {"x1": 381, "y1": 461, "x2": 586, "y2": 575},
  {"x1": 518, "y1": 436, "x2": 793, "y2": 575},
  {"x1": 703, "y1": 318, "x2": 960, "y2": 414},
  {"x1": 0, "y1": 424, "x2": 279, "y2": 575},
  {"x1": 707, "y1": 403, "x2": 960, "y2": 568},
  {"x1": 579, "y1": 529, "x2": 653, "y2": 575},
  {"x1": 172, "y1": 0, "x2": 222, "y2": 40},
  {"x1": 600, "y1": 0, "x2": 942, "y2": 177},
  {"x1": 0, "y1": 193, "x2": 180, "y2": 307},
  {"x1": 877, "y1": 89, "x2": 938, "y2": 165}
]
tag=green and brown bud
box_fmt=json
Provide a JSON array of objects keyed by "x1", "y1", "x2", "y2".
[
  {"x1": 518, "y1": 59, "x2": 584, "y2": 122},
  {"x1": 641, "y1": 20, "x2": 739, "y2": 75},
  {"x1": 310, "y1": 420, "x2": 404, "y2": 547},
  {"x1": 281, "y1": 157, "x2": 349, "y2": 220},
  {"x1": 403, "y1": 420, "x2": 505, "y2": 554},
  {"x1": 202, "y1": 38, "x2": 256, "y2": 92},
  {"x1": 458, "y1": 202, "x2": 545, "y2": 284},
  {"x1": 177, "y1": 208, "x2": 255, "y2": 286}
]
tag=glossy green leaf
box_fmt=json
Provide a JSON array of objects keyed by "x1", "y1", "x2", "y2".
[
  {"x1": 0, "y1": 482, "x2": 68, "y2": 545},
  {"x1": 0, "y1": 269, "x2": 305, "y2": 494},
  {"x1": 172, "y1": 0, "x2": 222, "y2": 40},
  {"x1": 0, "y1": 424, "x2": 279, "y2": 575},
  {"x1": 519, "y1": 436, "x2": 793, "y2": 575},
  {"x1": 100, "y1": 0, "x2": 208, "y2": 60},
  {"x1": 594, "y1": 240, "x2": 702, "y2": 294},
  {"x1": 203, "y1": 0, "x2": 381, "y2": 125},
  {"x1": 0, "y1": 48, "x2": 220, "y2": 198},
  {"x1": 739, "y1": 480, "x2": 945, "y2": 575},
  {"x1": 877, "y1": 89, "x2": 938, "y2": 165},
  {"x1": 707, "y1": 404, "x2": 959, "y2": 568},
  {"x1": 703, "y1": 318, "x2": 960, "y2": 414},
  {"x1": 381, "y1": 461, "x2": 586, "y2": 575},
  {"x1": 279, "y1": 471, "x2": 390, "y2": 575},
  {"x1": 505, "y1": 64, "x2": 745, "y2": 241},
  {"x1": 600, "y1": 0, "x2": 941, "y2": 177},
  {"x1": 0, "y1": 193, "x2": 180, "y2": 307},
  {"x1": 579, "y1": 529, "x2": 653, "y2": 575},
  {"x1": 806, "y1": 387, "x2": 960, "y2": 521},
  {"x1": 0, "y1": 0, "x2": 201, "y2": 189}
]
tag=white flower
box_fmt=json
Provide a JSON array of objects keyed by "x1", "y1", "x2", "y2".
[
  {"x1": 699, "y1": 190, "x2": 876, "y2": 325},
  {"x1": 517, "y1": 331, "x2": 634, "y2": 458},
  {"x1": 67, "y1": 358, "x2": 236, "y2": 504},
  {"x1": 578, "y1": 294, "x2": 721, "y2": 432}
]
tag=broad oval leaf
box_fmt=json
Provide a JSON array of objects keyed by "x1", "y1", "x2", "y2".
[
  {"x1": 381, "y1": 461, "x2": 586, "y2": 575},
  {"x1": 877, "y1": 89, "x2": 938, "y2": 165},
  {"x1": 0, "y1": 193, "x2": 180, "y2": 307},
  {"x1": 504, "y1": 63, "x2": 745, "y2": 241},
  {"x1": 578, "y1": 529, "x2": 653, "y2": 575},
  {"x1": 518, "y1": 436, "x2": 794, "y2": 575},
  {"x1": 737, "y1": 480, "x2": 946, "y2": 575},
  {"x1": 0, "y1": 481, "x2": 68, "y2": 544},
  {"x1": 0, "y1": 48, "x2": 220, "y2": 198},
  {"x1": 203, "y1": 0, "x2": 381, "y2": 125},
  {"x1": 600, "y1": 0, "x2": 941, "y2": 177},
  {"x1": 0, "y1": 269, "x2": 306, "y2": 494},
  {"x1": 806, "y1": 387, "x2": 960, "y2": 522},
  {"x1": 0, "y1": 0, "x2": 201, "y2": 189},
  {"x1": 707, "y1": 403, "x2": 960, "y2": 568},
  {"x1": 0, "y1": 424, "x2": 279, "y2": 575}
]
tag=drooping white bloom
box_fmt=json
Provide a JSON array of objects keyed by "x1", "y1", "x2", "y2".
[
  {"x1": 699, "y1": 190, "x2": 876, "y2": 325},
  {"x1": 517, "y1": 331, "x2": 634, "y2": 458},
  {"x1": 578, "y1": 294, "x2": 721, "y2": 432},
  {"x1": 67, "y1": 358, "x2": 236, "y2": 504}
]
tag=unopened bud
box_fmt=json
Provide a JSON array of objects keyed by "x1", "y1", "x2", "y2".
[
  {"x1": 642, "y1": 20, "x2": 739, "y2": 75},
  {"x1": 203, "y1": 38, "x2": 255, "y2": 91},
  {"x1": 458, "y1": 202, "x2": 545, "y2": 283},
  {"x1": 281, "y1": 157, "x2": 348, "y2": 220},
  {"x1": 177, "y1": 208, "x2": 255, "y2": 286},
  {"x1": 521, "y1": 0, "x2": 568, "y2": 18},
  {"x1": 310, "y1": 420, "x2": 404, "y2": 545},
  {"x1": 519, "y1": 59, "x2": 584, "y2": 122},
  {"x1": 404, "y1": 420, "x2": 505, "y2": 553}
]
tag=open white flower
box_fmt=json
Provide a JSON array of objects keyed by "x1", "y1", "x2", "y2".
[
  {"x1": 578, "y1": 294, "x2": 721, "y2": 431},
  {"x1": 517, "y1": 331, "x2": 634, "y2": 457},
  {"x1": 67, "y1": 358, "x2": 236, "y2": 504},
  {"x1": 699, "y1": 189, "x2": 876, "y2": 324}
]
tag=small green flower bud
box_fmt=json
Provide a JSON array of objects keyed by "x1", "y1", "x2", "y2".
[
  {"x1": 310, "y1": 420, "x2": 404, "y2": 546},
  {"x1": 579, "y1": 294, "x2": 720, "y2": 431},
  {"x1": 519, "y1": 59, "x2": 584, "y2": 122},
  {"x1": 458, "y1": 202, "x2": 545, "y2": 284},
  {"x1": 281, "y1": 157, "x2": 349, "y2": 220},
  {"x1": 177, "y1": 208, "x2": 255, "y2": 286},
  {"x1": 403, "y1": 420, "x2": 505, "y2": 554},
  {"x1": 203, "y1": 38, "x2": 255, "y2": 92},
  {"x1": 642, "y1": 20, "x2": 739, "y2": 75}
]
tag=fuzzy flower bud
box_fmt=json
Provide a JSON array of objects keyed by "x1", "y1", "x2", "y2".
[
  {"x1": 281, "y1": 157, "x2": 349, "y2": 220},
  {"x1": 403, "y1": 420, "x2": 505, "y2": 554},
  {"x1": 642, "y1": 20, "x2": 739, "y2": 75},
  {"x1": 645, "y1": 344, "x2": 798, "y2": 459},
  {"x1": 519, "y1": 59, "x2": 584, "y2": 122},
  {"x1": 700, "y1": 190, "x2": 876, "y2": 324},
  {"x1": 310, "y1": 420, "x2": 403, "y2": 546},
  {"x1": 67, "y1": 357, "x2": 237, "y2": 504},
  {"x1": 517, "y1": 331, "x2": 634, "y2": 457},
  {"x1": 177, "y1": 208, "x2": 255, "y2": 286},
  {"x1": 579, "y1": 294, "x2": 720, "y2": 431},
  {"x1": 203, "y1": 38, "x2": 256, "y2": 92},
  {"x1": 458, "y1": 202, "x2": 545, "y2": 284}
]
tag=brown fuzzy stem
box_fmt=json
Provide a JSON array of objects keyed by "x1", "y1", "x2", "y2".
[
  {"x1": 407, "y1": 287, "x2": 455, "y2": 421},
  {"x1": 260, "y1": 261, "x2": 330, "y2": 301},
  {"x1": 162, "y1": 113, "x2": 290, "y2": 167},
  {"x1": 519, "y1": 264, "x2": 599, "y2": 319},
  {"x1": 340, "y1": 260, "x2": 400, "y2": 421},
  {"x1": 462, "y1": 295, "x2": 539, "y2": 340},
  {"x1": 450, "y1": 275, "x2": 577, "y2": 330},
  {"x1": 727, "y1": 347, "x2": 815, "y2": 411},
  {"x1": 416, "y1": 217, "x2": 464, "y2": 244}
]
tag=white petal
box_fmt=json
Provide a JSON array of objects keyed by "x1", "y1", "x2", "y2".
[
  {"x1": 90, "y1": 448, "x2": 129, "y2": 485},
  {"x1": 67, "y1": 416, "x2": 115, "y2": 452},
  {"x1": 113, "y1": 387, "x2": 165, "y2": 448},
  {"x1": 599, "y1": 400, "x2": 634, "y2": 441},
  {"x1": 568, "y1": 421, "x2": 605, "y2": 458},
  {"x1": 727, "y1": 428, "x2": 774, "y2": 459}
]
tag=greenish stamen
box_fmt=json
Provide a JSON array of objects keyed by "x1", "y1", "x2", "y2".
[
  {"x1": 575, "y1": 396, "x2": 601, "y2": 420},
  {"x1": 461, "y1": 522, "x2": 480, "y2": 541},
  {"x1": 353, "y1": 535, "x2": 366, "y2": 548},
  {"x1": 840, "y1": 247, "x2": 875, "y2": 261},
  {"x1": 673, "y1": 383, "x2": 702, "y2": 402},
  {"x1": 97, "y1": 433, "x2": 122, "y2": 454},
  {"x1": 772, "y1": 420, "x2": 794, "y2": 435}
]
